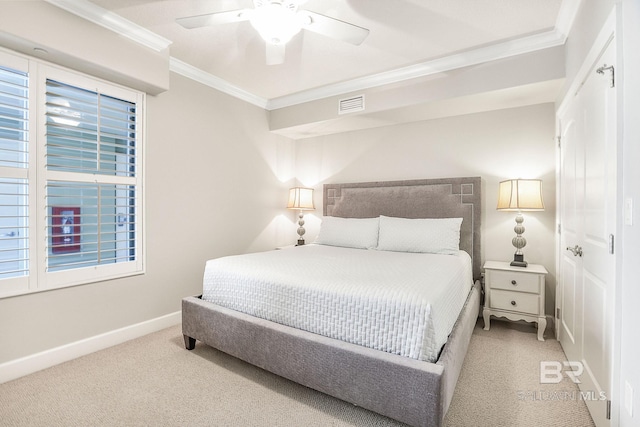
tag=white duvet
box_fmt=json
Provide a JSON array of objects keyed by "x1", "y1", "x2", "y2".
[{"x1": 202, "y1": 244, "x2": 473, "y2": 362}]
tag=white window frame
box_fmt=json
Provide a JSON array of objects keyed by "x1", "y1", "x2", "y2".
[{"x1": 0, "y1": 48, "x2": 145, "y2": 298}]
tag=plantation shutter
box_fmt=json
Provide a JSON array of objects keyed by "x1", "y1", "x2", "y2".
[
  {"x1": 0, "y1": 65, "x2": 29, "y2": 281},
  {"x1": 44, "y1": 79, "x2": 139, "y2": 273}
]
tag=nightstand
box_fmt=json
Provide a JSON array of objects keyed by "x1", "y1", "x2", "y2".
[{"x1": 482, "y1": 261, "x2": 548, "y2": 341}]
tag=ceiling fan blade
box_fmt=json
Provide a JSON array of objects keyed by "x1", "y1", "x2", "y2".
[
  {"x1": 176, "y1": 9, "x2": 251, "y2": 29},
  {"x1": 301, "y1": 11, "x2": 369, "y2": 45},
  {"x1": 266, "y1": 43, "x2": 286, "y2": 65}
]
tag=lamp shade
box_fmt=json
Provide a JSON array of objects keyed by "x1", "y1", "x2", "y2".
[
  {"x1": 497, "y1": 179, "x2": 544, "y2": 211},
  {"x1": 287, "y1": 187, "x2": 315, "y2": 210}
]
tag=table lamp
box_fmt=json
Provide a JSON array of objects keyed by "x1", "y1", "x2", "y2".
[
  {"x1": 287, "y1": 187, "x2": 315, "y2": 245},
  {"x1": 497, "y1": 179, "x2": 544, "y2": 267}
]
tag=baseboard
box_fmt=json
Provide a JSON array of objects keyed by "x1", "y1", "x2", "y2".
[{"x1": 0, "y1": 311, "x2": 181, "y2": 384}]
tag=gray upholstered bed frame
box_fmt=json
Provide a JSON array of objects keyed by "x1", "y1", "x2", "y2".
[{"x1": 182, "y1": 176, "x2": 482, "y2": 427}]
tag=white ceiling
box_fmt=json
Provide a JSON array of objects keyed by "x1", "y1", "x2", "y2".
[{"x1": 67, "y1": 0, "x2": 570, "y2": 107}]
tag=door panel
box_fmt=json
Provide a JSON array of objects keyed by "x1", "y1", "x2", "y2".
[
  {"x1": 557, "y1": 35, "x2": 616, "y2": 427},
  {"x1": 581, "y1": 38, "x2": 616, "y2": 427},
  {"x1": 560, "y1": 257, "x2": 577, "y2": 345},
  {"x1": 583, "y1": 272, "x2": 607, "y2": 385},
  {"x1": 559, "y1": 105, "x2": 583, "y2": 363}
]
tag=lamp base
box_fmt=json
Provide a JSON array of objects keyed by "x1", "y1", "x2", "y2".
[
  {"x1": 297, "y1": 239, "x2": 305, "y2": 246},
  {"x1": 510, "y1": 254, "x2": 528, "y2": 267}
]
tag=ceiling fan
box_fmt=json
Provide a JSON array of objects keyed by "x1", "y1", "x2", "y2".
[{"x1": 176, "y1": 0, "x2": 370, "y2": 65}]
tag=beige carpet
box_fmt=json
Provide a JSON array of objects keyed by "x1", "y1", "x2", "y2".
[{"x1": 0, "y1": 319, "x2": 594, "y2": 427}]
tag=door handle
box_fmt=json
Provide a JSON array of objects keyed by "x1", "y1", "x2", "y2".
[{"x1": 566, "y1": 245, "x2": 583, "y2": 257}]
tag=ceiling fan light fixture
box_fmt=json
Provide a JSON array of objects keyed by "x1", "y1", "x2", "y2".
[
  {"x1": 249, "y1": 1, "x2": 302, "y2": 45},
  {"x1": 176, "y1": 0, "x2": 370, "y2": 65}
]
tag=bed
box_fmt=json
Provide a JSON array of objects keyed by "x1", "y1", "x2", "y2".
[{"x1": 182, "y1": 177, "x2": 482, "y2": 427}]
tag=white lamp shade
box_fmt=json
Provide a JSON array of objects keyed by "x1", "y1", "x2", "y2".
[
  {"x1": 287, "y1": 187, "x2": 315, "y2": 210},
  {"x1": 497, "y1": 179, "x2": 544, "y2": 211}
]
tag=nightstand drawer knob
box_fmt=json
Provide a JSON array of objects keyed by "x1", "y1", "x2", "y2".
[
  {"x1": 511, "y1": 300, "x2": 517, "y2": 306},
  {"x1": 511, "y1": 280, "x2": 517, "y2": 285}
]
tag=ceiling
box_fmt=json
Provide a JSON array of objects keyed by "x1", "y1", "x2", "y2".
[{"x1": 63, "y1": 0, "x2": 570, "y2": 108}]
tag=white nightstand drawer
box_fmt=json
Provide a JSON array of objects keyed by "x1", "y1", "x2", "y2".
[
  {"x1": 490, "y1": 289, "x2": 539, "y2": 315},
  {"x1": 483, "y1": 261, "x2": 548, "y2": 341},
  {"x1": 489, "y1": 270, "x2": 540, "y2": 293}
]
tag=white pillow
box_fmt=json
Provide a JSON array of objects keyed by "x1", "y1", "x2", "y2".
[
  {"x1": 314, "y1": 216, "x2": 379, "y2": 249},
  {"x1": 377, "y1": 216, "x2": 463, "y2": 255}
]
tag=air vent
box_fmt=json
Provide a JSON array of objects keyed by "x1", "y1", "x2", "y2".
[{"x1": 338, "y1": 95, "x2": 365, "y2": 115}]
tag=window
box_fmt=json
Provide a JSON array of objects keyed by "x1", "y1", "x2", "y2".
[
  {"x1": 0, "y1": 64, "x2": 29, "y2": 283},
  {"x1": 0, "y1": 50, "x2": 144, "y2": 298}
]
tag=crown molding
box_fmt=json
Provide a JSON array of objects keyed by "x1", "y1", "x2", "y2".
[
  {"x1": 44, "y1": 0, "x2": 172, "y2": 52},
  {"x1": 45, "y1": 0, "x2": 579, "y2": 111},
  {"x1": 266, "y1": 28, "x2": 567, "y2": 110},
  {"x1": 169, "y1": 58, "x2": 269, "y2": 108},
  {"x1": 169, "y1": 28, "x2": 566, "y2": 112}
]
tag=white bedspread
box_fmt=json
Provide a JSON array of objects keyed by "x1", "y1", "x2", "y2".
[{"x1": 202, "y1": 244, "x2": 473, "y2": 362}]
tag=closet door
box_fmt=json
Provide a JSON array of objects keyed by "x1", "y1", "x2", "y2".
[
  {"x1": 558, "y1": 97, "x2": 583, "y2": 365},
  {"x1": 557, "y1": 34, "x2": 617, "y2": 427}
]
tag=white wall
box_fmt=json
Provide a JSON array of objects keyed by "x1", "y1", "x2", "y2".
[
  {"x1": 294, "y1": 103, "x2": 557, "y2": 314},
  {"x1": 618, "y1": 0, "x2": 640, "y2": 424},
  {"x1": 0, "y1": 71, "x2": 296, "y2": 367}
]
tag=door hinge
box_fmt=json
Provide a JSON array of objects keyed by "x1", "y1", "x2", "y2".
[
  {"x1": 556, "y1": 308, "x2": 560, "y2": 319},
  {"x1": 609, "y1": 234, "x2": 615, "y2": 255},
  {"x1": 556, "y1": 136, "x2": 561, "y2": 148},
  {"x1": 557, "y1": 224, "x2": 561, "y2": 234},
  {"x1": 597, "y1": 64, "x2": 615, "y2": 88},
  {"x1": 606, "y1": 399, "x2": 611, "y2": 420}
]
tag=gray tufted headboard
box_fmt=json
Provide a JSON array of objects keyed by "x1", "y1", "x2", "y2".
[{"x1": 323, "y1": 177, "x2": 482, "y2": 281}]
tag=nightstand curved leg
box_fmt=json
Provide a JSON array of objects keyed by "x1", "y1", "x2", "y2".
[
  {"x1": 537, "y1": 317, "x2": 546, "y2": 341},
  {"x1": 483, "y1": 307, "x2": 491, "y2": 331}
]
